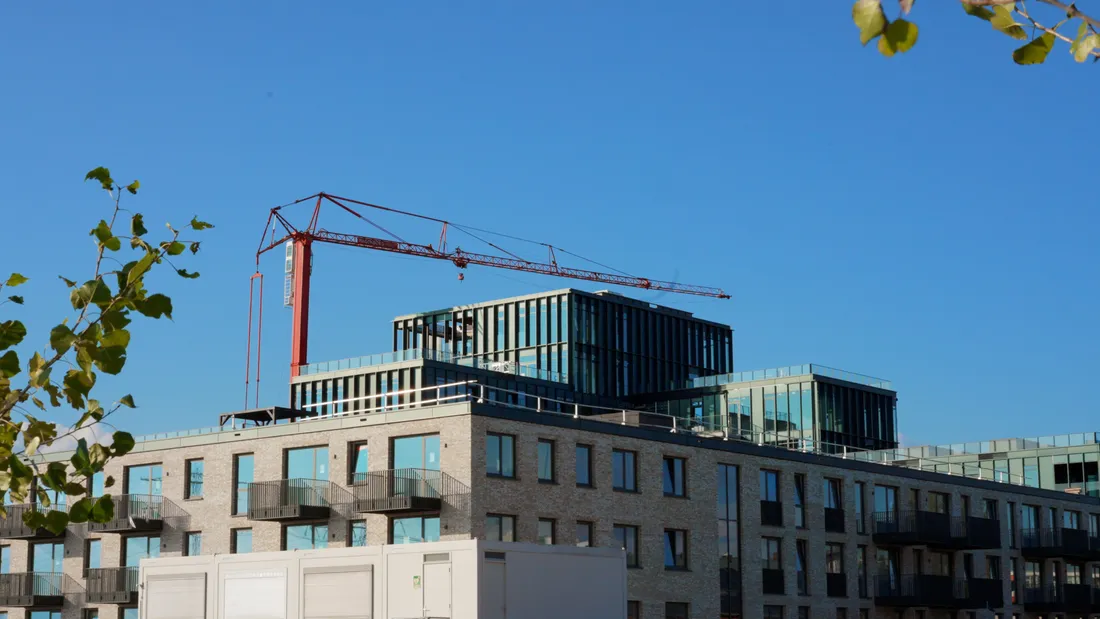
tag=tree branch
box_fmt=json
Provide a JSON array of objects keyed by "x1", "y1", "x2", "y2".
[
  {"x1": 961, "y1": 0, "x2": 1100, "y2": 31},
  {"x1": 1017, "y1": 3, "x2": 1100, "y2": 56}
]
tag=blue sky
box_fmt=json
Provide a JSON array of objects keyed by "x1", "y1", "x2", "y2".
[{"x1": 1, "y1": 2, "x2": 1097, "y2": 447}]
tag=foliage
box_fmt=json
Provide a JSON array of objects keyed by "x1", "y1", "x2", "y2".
[
  {"x1": 852, "y1": 0, "x2": 1100, "y2": 64},
  {"x1": 0, "y1": 168, "x2": 211, "y2": 533}
]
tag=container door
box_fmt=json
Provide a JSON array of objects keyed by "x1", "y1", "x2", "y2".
[
  {"x1": 481, "y1": 561, "x2": 506, "y2": 619},
  {"x1": 422, "y1": 562, "x2": 451, "y2": 618}
]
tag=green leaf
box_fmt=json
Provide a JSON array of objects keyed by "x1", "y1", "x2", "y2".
[
  {"x1": 0, "y1": 471, "x2": 11, "y2": 492},
  {"x1": 111, "y1": 431, "x2": 136, "y2": 456},
  {"x1": 0, "y1": 320, "x2": 27, "y2": 350},
  {"x1": 127, "y1": 252, "x2": 156, "y2": 287},
  {"x1": 853, "y1": 0, "x2": 889, "y2": 45},
  {"x1": 962, "y1": 2, "x2": 995, "y2": 21},
  {"x1": 190, "y1": 217, "x2": 214, "y2": 231},
  {"x1": 43, "y1": 510, "x2": 69, "y2": 535},
  {"x1": 58, "y1": 276, "x2": 76, "y2": 288},
  {"x1": 89, "y1": 443, "x2": 110, "y2": 470},
  {"x1": 878, "y1": 19, "x2": 920, "y2": 56},
  {"x1": 4, "y1": 273, "x2": 28, "y2": 287},
  {"x1": 84, "y1": 167, "x2": 114, "y2": 191},
  {"x1": 62, "y1": 369, "x2": 95, "y2": 409},
  {"x1": 29, "y1": 352, "x2": 51, "y2": 388},
  {"x1": 177, "y1": 269, "x2": 201, "y2": 279},
  {"x1": 49, "y1": 324, "x2": 76, "y2": 355},
  {"x1": 93, "y1": 345, "x2": 126, "y2": 375},
  {"x1": 136, "y1": 293, "x2": 173, "y2": 319},
  {"x1": 70, "y1": 279, "x2": 111, "y2": 310},
  {"x1": 91, "y1": 495, "x2": 115, "y2": 523},
  {"x1": 189, "y1": 242, "x2": 201, "y2": 255},
  {"x1": 91, "y1": 220, "x2": 112, "y2": 244},
  {"x1": 131, "y1": 213, "x2": 148, "y2": 237},
  {"x1": 100, "y1": 328, "x2": 130, "y2": 349},
  {"x1": 119, "y1": 394, "x2": 136, "y2": 408},
  {"x1": 126, "y1": 180, "x2": 140, "y2": 195},
  {"x1": 7, "y1": 296, "x2": 23, "y2": 305},
  {"x1": 0, "y1": 351, "x2": 20, "y2": 378},
  {"x1": 68, "y1": 497, "x2": 93, "y2": 523},
  {"x1": 22, "y1": 509, "x2": 46, "y2": 531},
  {"x1": 31, "y1": 397, "x2": 45, "y2": 411},
  {"x1": 104, "y1": 475, "x2": 115, "y2": 488},
  {"x1": 161, "y1": 241, "x2": 186, "y2": 256},
  {"x1": 64, "y1": 482, "x2": 86, "y2": 496},
  {"x1": 100, "y1": 310, "x2": 132, "y2": 333},
  {"x1": 991, "y1": 5, "x2": 1028, "y2": 39},
  {"x1": 104, "y1": 237, "x2": 121, "y2": 251},
  {"x1": 1013, "y1": 33, "x2": 1057, "y2": 64},
  {"x1": 41, "y1": 461, "x2": 66, "y2": 490},
  {"x1": 71, "y1": 438, "x2": 91, "y2": 472},
  {"x1": 1072, "y1": 32, "x2": 1099, "y2": 62}
]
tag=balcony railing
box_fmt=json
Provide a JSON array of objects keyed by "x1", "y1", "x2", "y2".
[
  {"x1": 826, "y1": 572, "x2": 847, "y2": 597},
  {"x1": 0, "y1": 504, "x2": 65, "y2": 539},
  {"x1": 759, "y1": 500, "x2": 783, "y2": 527},
  {"x1": 762, "y1": 568, "x2": 784, "y2": 595},
  {"x1": 965, "y1": 578, "x2": 1004, "y2": 609},
  {"x1": 949, "y1": 515, "x2": 1001, "y2": 549},
  {"x1": 246, "y1": 479, "x2": 348, "y2": 521},
  {"x1": 824, "y1": 508, "x2": 845, "y2": 533},
  {"x1": 875, "y1": 574, "x2": 970, "y2": 608},
  {"x1": 1021, "y1": 527, "x2": 1094, "y2": 560},
  {"x1": 352, "y1": 469, "x2": 468, "y2": 514},
  {"x1": 0, "y1": 572, "x2": 76, "y2": 607},
  {"x1": 86, "y1": 566, "x2": 138, "y2": 604},
  {"x1": 873, "y1": 510, "x2": 952, "y2": 546},
  {"x1": 86, "y1": 494, "x2": 186, "y2": 533}
]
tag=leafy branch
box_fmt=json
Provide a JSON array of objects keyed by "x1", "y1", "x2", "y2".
[
  {"x1": 852, "y1": 0, "x2": 1100, "y2": 64},
  {"x1": 0, "y1": 167, "x2": 212, "y2": 532}
]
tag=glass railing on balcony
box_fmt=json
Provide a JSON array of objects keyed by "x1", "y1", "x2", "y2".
[
  {"x1": 681, "y1": 364, "x2": 892, "y2": 390},
  {"x1": 298, "y1": 348, "x2": 567, "y2": 383}
]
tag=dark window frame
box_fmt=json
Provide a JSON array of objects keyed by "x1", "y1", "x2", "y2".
[
  {"x1": 663, "y1": 456, "x2": 686, "y2": 497},
  {"x1": 612, "y1": 449, "x2": 638, "y2": 492},
  {"x1": 184, "y1": 459, "x2": 204, "y2": 500},
  {"x1": 614, "y1": 524, "x2": 640, "y2": 568},
  {"x1": 486, "y1": 513, "x2": 516, "y2": 542},
  {"x1": 486, "y1": 433, "x2": 516, "y2": 479},
  {"x1": 576, "y1": 444, "x2": 594, "y2": 487},
  {"x1": 537, "y1": 439, "x2": 556, "y2": 483},
  {"x1": 663, "y1": 528, "x2": 688, "y2": 570},
  {"x1": 538, "y1": 518, "x2": 556, "y2": 545},
  {"x1": 348, "y1": 441, "x2": 369, "y2": 485}
]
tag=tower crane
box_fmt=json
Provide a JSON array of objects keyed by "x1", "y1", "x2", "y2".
[{"x1": 244, "y1": 192, "x2": 730, "y2": 408}]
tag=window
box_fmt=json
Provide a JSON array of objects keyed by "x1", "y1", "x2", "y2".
[
  {"x1": 1007, "y1": 502, "x2": 1017, "y2": 547},
  {"x1": 796, "y1": 540, "x2": 808, "y2": 595},
  {"x1": 987, "y1": 556, "x2": 1002, "y2": 580},
  {"x1": 858, "y1": 546, "x2": 868, "y2": 597},
  {"x1": 664, "y1": 529, "x2": 687, "y2": 570},
  {"x1": 762, "y1": 537, "x2": 782, "y2": 569},
  {"x1": 613, "y1": 449, "x2": 637, "y2": 492},
  {"x1": 125, "y1": 463, "x2": 163, "y2": 496},
  {"x1": 824, "y1": 478, "x2": 842, "y2": 509},
  {"x1": 84, "y1": 611, "x2": 98, "y2": 619},
  {"x1": 718, "y1": 463, "x2": 740, "y2": 619},
  {"x1": 0, "y1": 546, "x2": 8, "y2": 574},
  {"x1": 855, "y1": 482, "x2": 866, "y2": 534},
  {"x1": 614, "y1": 524, "x2": 639, "y2": 567},
  {"x1": 233, "y1": 454, "x2": 254, "y2": 515},
  {"x1": 538, "y1": 518, "x2": 555, "y2": 545},
  {"x1": 1091, "y1": 513, "x2": 1100, "y2": 537},
  {"x1": 798, "y1": 608, "x2": 809, "y2": 619},
  {"x1": 1021, "y1": 504, "x2": 1039, "y2": 534},
  {"x1": 392, "y1": 434, "x2": 440, "y2": 470},
  {"x1": 486, "y1": 514, "x2": 516, "y2": 542},
  {"x1": 794, "y1": 474, "x2": 806, "y2": 528},
  {"x1": 983, "y1": 499, "x2": 998, "y2": 520},
  {"x1": 123, "y1": 536, "x2": 160, "y2": 566},
  {"x1": 576, "y1": 521, "x2": 593, "y2": 547},
  {"x1": 185, "y1": 459, "x2": 204, "y2": 499},
  {"x1": 928, "y1": 492, "x2": 949, "y2": 514},
  {"x1": 349, "y1": 521, "x2": 367, "y2": 547},
  {"x1": 537, "y1": 439, "x2": 555, "y2": 482},
  {"x1": 663, "y1": 457, "x2": 686, "y2": 497},
  {"x1": 1064, "y1": 510, "x2": 1080, "y2": 530},
  {"x1": 287, "y1": 446, "x2": 329, "y2": 480},
  {"x1": 836, "y1": 609, "x2": 847, "y2": 619},
  {"x1": 231, "y1": 529, "x2": 252, "y2": 554},
  {"x1": 764, "y1": 606, "x2": 784, "y2": 619},
  {"x1": 826, "y1": 543, "x2": 844, "y2": 573},
  {"x1": 486, "y1": 433, "x2": 515, "y2": 478},
  {"x1": 665, "y1": 603, "x2": 689, "y2": 619},
  {"x1": 627, "y1": 601, "x2": 641, "y2": 619},
  {"x1": 88, "y1": 471, "x2": 105, "y2": 497},
  {"x1": 84, "y1": 539, "x2": 100, "y2": 574},
  {"x1": 1067, "y1": 563, "x2": 1083, "y2": 585},
  {"x1": 285, "y1": 524, "x2": 328, "y2": 550},
  {"x1": 32, "y1": 542, "x2": 63, "y2": 573},
  {"x1": 392, "y1": 516, "x2": 440, "y2": 544},
  {"x1": 760, "y1": 470, "x2": 779, "y2": 501},
  {"x1": 184, "y1": 532, "x2": 201, "y2": 557},
  {"x1": 121, "y1": 610, "x2": 138, "y2": 619},
  {"x1": 349, "y1": 442, "x2": 369, "y2": 484},
  {"x1": 576, "y1": 444, "x2": 592, "y2": 486}
]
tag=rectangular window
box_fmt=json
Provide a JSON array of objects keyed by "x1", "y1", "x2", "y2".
[
  {"x1": 538, "y1": 518, "x2": 555, "y2": 545},
  {"x1": 576, "y1": 521, "x2": 592, "y2": 548},
  {"x1": 764, "y1": 606, "x2": 784, "y2": 619},
  {"x1": 391, "y1": 516, "x2": 440, "y2": 544},
  {"x1": 184, "y1": 532, "x2": 201, "y2": 557},
  {"x1": 84, "y1": 611, "x2": 98, "y2": 619},
  {"x1": 663, "y1": 456, "x2": 686, "y2": 497},
  {"x1": 1064, "y1": 510, "x2": 1080, "y2": 530},
  {"x1": 184, "y1": 459, "x2": 203, "y2": 499},
  {"x1": 89, "y1": 471, "x2": 105, "y2": 497},
  {"x1": 232, "y1": 454, "x2": 254, "y2": 516},
  {"x1": 798, "y1": 608, "x2": 809, "y2": 619},
  {"x1": 231, "y1": 529, "x2": 252, "y2": 554},
  {"x1": 614, "y1": 524, "x2": 639, "y2": 567},
  {"x1": 794, "y1": 474, "x2": 806, "y2": 528},
  {"x1": 613, "y1": 449, "x2": 637, "y2": 492},
  {"x1": 627, "y1": 601, "x2": 641, "y2": 619},
  {"x1": 0, "y1": 546, "x2": 8, "y2": 574},
  {"x1": 576, "y1": 444, "x2": 592, "y2": 487},
  {"x1": 983, "y1": 499, "x2": 998, "y2": 520},
  {"x1": 987, "y1": 556, "x2": 1001, "y2": 580},
  {"x1": 1007, "y1": 502, "x2": 1017, "y2": 547},
  {"x1": 855, "y1": 482, "x2": 866, "y2": 534},
  {"x1": 760, "y1": 469, "x2": 779, "y2": 501},
  {"x1": 824, "y1": 478, "x2": 842, "y2": 509},
  {"x1": 486, "y1": 514, "x2": 516, "y2": 542},
  {"x1": 347, "y1": 520, "x2": 367, "y2": 547},
  {"x1": 349, "y1": 442, "x2": 369, "y2": 484},
  {"x1": 826, "y1": 543, "x2": 844, "y2": 573},
  {"x1": 537, "y1": 439, "x2": 555, "y2": 483},
  {"x1": 486, "y1": 433, "x2": 516, "y2": 478},
  {"x1": 663, "y1": 529, "x2": 687, "y2": 570},
  {"x1": 796, "y1": 539, "x2": 808, "y2": 595},
  {"x1": 286, "y1": 446, "x2": 329, "y2": 480},
  {"x1": 665, "y1": 603, "x2": 689, "y2": 619},
  {"x1": 1067, "y1": 563, "x2": 1083, "y2": 585},
  {"x1": 928, "y1": 492, "x2": 949, "y2": 514},
  {"x1": 32, "y1": 542, "x2": 64, "y2": 572},
  {"x1": 125, "y1": 464, "x2": 163, "y2": 496},
  {"x1": 761, "y1": 537, "x2": 782, "y2": 570},
  {"x1": 83, "y1": 539, "x2": 100, "y2": 574},
  {"x1": 858, "y1": 546, "x2": 868, "y2": 597},
  {"x1": 123, "y1": 536, "x2": 159, "y2": 567},
  {"x1": 285, "y1": 524, "x2": 328, "y2": 550}
]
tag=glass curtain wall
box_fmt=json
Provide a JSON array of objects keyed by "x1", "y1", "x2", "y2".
[{"x1": 718, "y1": 464, "x2": 741, "y2": 619}]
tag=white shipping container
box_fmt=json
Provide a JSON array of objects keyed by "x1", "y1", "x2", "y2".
[{"x1": 139, "y1": 540, "x2": 626, "y2": 619}]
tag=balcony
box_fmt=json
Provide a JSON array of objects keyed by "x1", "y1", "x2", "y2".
[
  {"x1": 247, "y1": 479, "x2": 348, "y2": 521},
  {"x1": 762, "y1": 568, "x2": 784, "y2": 595},
  {"x1": 1023, "y1": 585, "x2": 1098, "y2": 613},
  {"x1": 948, "y1": 515, "x2": 1002, "y2": 549},
  {"x1": 1021, "y1": 527, "x2": 1094, "y2": 560},
  {"x1": 86, "y1": 566, "x2": 138, "y2": 604},
  {"x1": 353, "y1": 469, "x2": 468, "y2": 514},
  {"x1": 86, "y1": 495, "x2": 185, "y2": 533},
  {"x1": 826, "y1": 572, "x2": 847, "y2": 598},
  {"x1": 965, "y1": 578, "x2": 1004, "y2": 609},
  {"x1": 759, "y1": 500, "x2": 782, "y2": 527},
  {"x1": 824, "y1": 508, "x2": 845, "y2": 533},
  {"x1": 0, "y1": 572, "x2": 77, "y2": 607},
  {"x1": 873, "y1": 510, "x2": 951, "y2": 546},
  {"x1": 0, "y1": 504, "x2": 65, "y2": 539},
  {"x1": 875, "y1": 574, "x2": 968, "y2": 608}
]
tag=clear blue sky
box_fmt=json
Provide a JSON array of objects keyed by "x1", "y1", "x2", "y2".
[{"x1": 2, "y1": 2, "x2": 1097, "y2": 447}]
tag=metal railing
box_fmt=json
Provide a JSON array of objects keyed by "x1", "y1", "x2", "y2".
[
  {"x1": 246, "y1": 479, "x2": 347, "y2": 520},
  {"x1": 298, "y1": 348, "x2": 566, "y2": 383},
  {"x1": 86, "y1": 566, "x2": 137, "y2": 604},
  {"x1": 0, "y1": 572, "x2": 72, "y2": 606},
  {"x1": 352, "y1": 468, "x2": 469, "y2": 513},
  {"x1": 86, "y1": 494, "x2": 187, "y2": 532},
  {"x1": 0, "y1": 504, "x2": 64, "y2": 538}
]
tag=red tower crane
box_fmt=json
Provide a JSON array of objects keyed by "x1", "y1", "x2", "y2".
[{"x1": 244, "y1": 192, "x2": 730, "y2": 408}]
